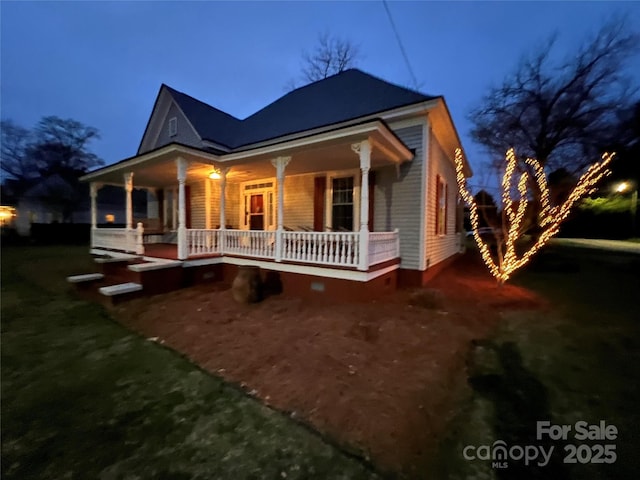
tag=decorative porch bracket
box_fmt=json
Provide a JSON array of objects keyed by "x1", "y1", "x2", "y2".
[
  {"x1": 352, "y1": 140, "x2": 371, "y2": 271},
  {"x1": 176, "y1": 157, "x2": 188, "y2": 260},
  {"x1": 271, "y1": 156, "x2": 291, "y2": 262}
]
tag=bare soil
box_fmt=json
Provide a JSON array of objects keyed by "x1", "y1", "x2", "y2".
[{"x1": 113, "y1": 253, "x2": 544, "y2": 478}]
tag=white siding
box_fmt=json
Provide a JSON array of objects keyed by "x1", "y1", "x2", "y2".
[
  {"x1": 226, "y1": 182, "x2": 240, "y2": 228},
  {"x1": 283, "y1": 174, "x2": 315, "y2": 228},
  {"x1": 189, "y1": 180, "x2": 206, "y2": 229},
  {"x1": 425, "y1": 130, "x2": 461, "y2": 267},
  {"x1": 373, "y1": 124, "x2": 425, "y2": 270}
]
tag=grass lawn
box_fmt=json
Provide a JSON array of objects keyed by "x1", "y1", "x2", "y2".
[
  {"x1": 1, "y1": 246, "x2": 378, "y2": 480},
  {"x1": 435, "y1": 246, "x2": 640, "y2": 479}
]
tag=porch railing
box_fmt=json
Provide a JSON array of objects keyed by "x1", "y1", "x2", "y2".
[
  {"x1": 224, "y1": 230, "x2": 275, "y2": 258},
  {"x1": 188, "y1": 229, "x2": 220, "y2": 257},
  {"x1": 281, "y1": 231, "x2": 360, "y2": 267},
  {"x1": 91, "y1": 224, "x2": 143, "y2": 254},
  {"x1": 368, "y1": 229, "x2": 400, "y2": 266},
  {"x1": 93, "y1": 227, "x2": 400, "y2": 269}
]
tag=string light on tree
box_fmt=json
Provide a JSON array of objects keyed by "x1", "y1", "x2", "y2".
[{"x1": 455, "y1": 148, "x2": 614, "y2": 284}]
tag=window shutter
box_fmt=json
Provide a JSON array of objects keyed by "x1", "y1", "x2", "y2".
[
  {"x1": 157, "y1": 188, "x2": 164, "y2": 227},
  {"x1": 368, "y1": 171, "x2": 376, "y2": 231},
  {"x1": 185, "y1": 185, "x2": 192, "y2": 229},
  {"x1": 435, "y1": 174, "x2": 441, "y2": 235},
  {"x1": 444, "y1": 182, "x2": 448, "y2": 234},
  {"x1": 313, "y1": 176, "x2": 326, "y2": 231}
]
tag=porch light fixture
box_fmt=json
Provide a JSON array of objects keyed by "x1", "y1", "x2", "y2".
[{"x1": 209, "y1": 167, "x2": 222, "y2": 180}]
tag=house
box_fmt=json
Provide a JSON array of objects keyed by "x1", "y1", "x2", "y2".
[
  {"x1": 78, "y1": 69, "x2": 471, "y2": 300},
  {"x1": 13, "y1": 175, "x2": 146, "y2": 236}
]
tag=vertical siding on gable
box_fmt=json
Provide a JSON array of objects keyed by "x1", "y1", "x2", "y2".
[
  {"x1": 373, "y1": 124, "x2": 424, "y2": 270},
  {"x1": 425, "y1": 130, "x2": 461, "y2": 267},
  {"x1": 154, "y1": 102, "x2": 202, "y2": 150}
]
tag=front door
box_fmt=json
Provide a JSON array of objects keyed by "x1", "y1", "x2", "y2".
[
  {"x1": 241, "y1": 180, "x2": 275, "y2": 231},
  {"x1": 246, "y1": 193, "x2": 264, "y2": 230}
]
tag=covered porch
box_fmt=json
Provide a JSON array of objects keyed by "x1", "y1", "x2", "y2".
[{"x1": 83, "y1": 120, "x2": 412, "y2": 272}]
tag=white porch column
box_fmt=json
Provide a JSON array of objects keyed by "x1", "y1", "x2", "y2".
[
  {"x1": 271, "y1": 156, "x2": 291, "y2": 262},
  {"x1": 218, "y1": 168, "x2": 228, "y2": 255},
  {"x1": 124, "y1": 172, "x2": 134, "y2": 229},
  {"x1": 218, "y1": 168, "x2": 228, "y2": 230},
  {"x1": 352, "y1": 140, "x2": 371, "y2": 271},
  {"x1": 205, "y1": 177, "x2": 212, "y2": 230},
  {"x1": 90, "y1": 182, "x2": 101, "y2": 229},
  {"x1": 176, "y1": 157, "x2": 188, "y2": 260}
]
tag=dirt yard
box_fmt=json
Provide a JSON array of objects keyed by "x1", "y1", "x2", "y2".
[{"x1": 114, "y1": 254, "x2": 543, "y2": 478}]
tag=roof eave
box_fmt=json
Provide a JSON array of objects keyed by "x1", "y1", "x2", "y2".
[{"x1": 80, "y1": 143, "x2": 220, "y2": 182}]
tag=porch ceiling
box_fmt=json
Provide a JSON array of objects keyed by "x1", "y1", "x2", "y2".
[{"x1": 81, "y1": 119, "x2": 411, "y2": 187}]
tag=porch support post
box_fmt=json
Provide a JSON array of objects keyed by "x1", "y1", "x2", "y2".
[
  {"x1": 205, "y1": 177, "x2": 212, "y2": 230},
  {"x1": 124, "y1": 172, "x2": 134, "y2": 229},
  {"x1": 271, "y1": 156, "x2": 291, "y2": 262},
  {"x1": 90, "y1": 182, "x2": 101, "y2": 229},
  {"x1": 90, "y1": 182, "x2": 101, "y2": 249},
  {"x1": 218, "y1": 168, "x2": 228, "y2": 254},
  {"x1": 352, "y1": 140, "x2": 371, "y2": 271},
  {"x1": 176, "y1": 157, "x2": 188, "y2": 260}
]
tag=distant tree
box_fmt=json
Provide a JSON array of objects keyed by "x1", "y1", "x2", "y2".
[
  {"x1": 1, "y1": 116, "x2": 104, "y2": 185},
  {"x1": 1, "y1": 120, "x2": 35, "y2": 184},
  {"x1": 286, "y1": 32, "x2": 361, "y2": 90},
  {"x1": 30, "y1": 116, "x2": 104, "y2": 176},
  {"x1": 469, "y1": 18, "x2": 639, "y2": 174}
]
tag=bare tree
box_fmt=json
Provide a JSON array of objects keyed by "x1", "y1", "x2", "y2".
[
  {"x1": 286, "y1": 32, "x2": 361, "y2": 90},
  {"x1": 469, "y1": 18, "x2": 639, "y2": 175},
  {"x1": 1, "y1": 120, "x2": 36, "y2": 183},
  {"x1": 31, "y1": 116, "x2": 103, "y2": 175},
  {"x1": 1, "y1": 116, "x2": 104, "y2": 185}
]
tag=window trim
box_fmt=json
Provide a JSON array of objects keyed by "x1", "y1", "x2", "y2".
[
  {"x1": 168, "y1": 117, "x2": 177, "y2": 137},
  {"x1": 238, "y1": 178, "x2": 276, "y2": 231},
  {"x1": 435, "y1": 174, "x2": 448, "y2": 236},
  {"x1": 324, "y1": 170, "x2": 361, "y2": 232}
]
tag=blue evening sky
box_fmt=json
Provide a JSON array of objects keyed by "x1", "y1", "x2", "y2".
[{"x1": 2, "y1": 1, "x2": 639, "y2": 185}]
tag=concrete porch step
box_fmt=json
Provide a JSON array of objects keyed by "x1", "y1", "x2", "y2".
[
  {"x1": 66, "y1": 273, "x2": 105, "y2": 284},
  {"x1": 94, "y1": 255, "x2": 141, "y2": 264},
  {"x1": 128, "y1": 260, "x2": 182, "y2": 272},
  {"x1": 99, "y1": 282, "x2": 143, "y2": 297}
]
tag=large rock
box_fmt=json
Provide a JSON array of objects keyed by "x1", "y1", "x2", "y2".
[{"x1": 231, "y1": 265, "x2": 263, "y2": 304}]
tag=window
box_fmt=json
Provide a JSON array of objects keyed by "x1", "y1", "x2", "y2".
[
  {"x1": 168, "y1": 117, "x2": 177, "y2": 137},
  {"x1": 435, "y1": 174, "x2": 447, "y2": 235},
  {"x1": 331, "y1": 176, "x2": 354, "y2": 231}
]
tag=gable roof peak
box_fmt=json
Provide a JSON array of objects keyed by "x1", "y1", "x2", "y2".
[{"x1": 141, "y1": 69, "x2": 439, "y2": 153}]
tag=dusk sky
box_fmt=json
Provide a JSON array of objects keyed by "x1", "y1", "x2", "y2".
[{"x1": 2, "y1": 1, "x2": 639, "y2": 188}]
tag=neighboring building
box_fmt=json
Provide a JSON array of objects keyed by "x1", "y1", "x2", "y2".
[
  {"x1": 80, "y1": 69, "x2": 471, "y2": 299},
  {"x1": 14, "y1": 175, "x2": 145, "y2": 236}
]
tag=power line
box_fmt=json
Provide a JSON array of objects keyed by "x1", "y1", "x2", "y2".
[{"x1": 382, "y1": 0, "x2": 419, "y2": 91}]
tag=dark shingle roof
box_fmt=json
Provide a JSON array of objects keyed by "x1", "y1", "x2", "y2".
[
  {"x1": 166, "y1": 69, "x2": 437, "y2": 149},
  {"x1": 164, "y1": 85, "x2": 241, "y2": 149}
]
